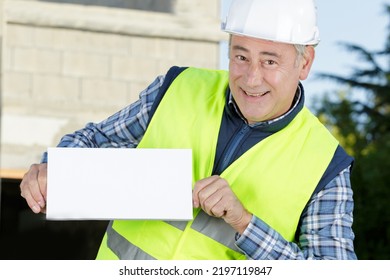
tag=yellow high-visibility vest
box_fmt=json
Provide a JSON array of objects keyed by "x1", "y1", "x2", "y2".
[{"x1": 96, "y1": 67, "x2": 338, "y2": 260}]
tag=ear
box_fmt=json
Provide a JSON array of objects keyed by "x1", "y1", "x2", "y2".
[{"x1": 299, "y1": 46, "x2": 315, "y2": 80}]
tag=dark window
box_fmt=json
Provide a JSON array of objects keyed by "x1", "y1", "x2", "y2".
[{"x1": 0, "y1": 178, "x2": 108, "y2": 259}]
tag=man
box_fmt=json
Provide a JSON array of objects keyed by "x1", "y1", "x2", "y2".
[{"x1": 20, "y1": 0, "x2": 357, "y2": 259}]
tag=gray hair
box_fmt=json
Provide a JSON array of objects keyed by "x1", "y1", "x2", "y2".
[{"x1": 294, "y1": 44, "x2": 307, "y2": 57}]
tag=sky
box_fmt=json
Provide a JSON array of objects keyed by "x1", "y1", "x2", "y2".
[{"x1": 219, "y1": 0, "x2": 389, "y2": 109}]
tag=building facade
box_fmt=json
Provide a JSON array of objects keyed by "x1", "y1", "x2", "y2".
[
  {"x1": 0, "y1": 0, "x2": 225, "y2": 178},
  {"x1": 0, "y1": 0, "x2": 226, "y2": 260}
]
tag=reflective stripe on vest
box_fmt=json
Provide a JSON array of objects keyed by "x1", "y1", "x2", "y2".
[{"x1": 96, "y1": 67, "x2": 338, "y2": 260}]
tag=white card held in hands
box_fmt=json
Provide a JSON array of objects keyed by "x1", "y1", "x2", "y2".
[{"x1": 46, "y1": 148, "x2": 193, "y2": 220}]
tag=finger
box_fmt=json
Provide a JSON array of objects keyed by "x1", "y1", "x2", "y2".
[
  {"x1": 28, "y1": 165, "x2": 47, "y2": 208},
  {"x1": 20, "y1": 164, "x2": 47, "y2": 212},
  {"x1": 21, "y1": 170, "x2": 43, "y2": 214},
  {"x1": 192, "y1": 175, "x2": 220, "y2": 207},
  {"x1": 200, "y1": 187, "x2": 225, "y2": 215},
  {"x1": 198, "y1": 177, "x2": 227, "y2": 201},
  {"x1": 197, "y1": 178, "x2": 230, "y2": 215},
  {"x1": 23, "y1": 190, "x2": 43, "y2": 214},
  {"x1": 203, "y1": 187, "x2": 233, "y2": 218},
  {"x1": 37, "y1": 164, "x2": 48, "y2": 203},
  {"x1": 211, "y1": 193, "x2": 252, "y2": 234},
  {"x1": 210, "y1": 207, "x2": 227, "y2": 218},
  {"x1": 209, "y1": 194, "x2": 231, "y2": 218}
]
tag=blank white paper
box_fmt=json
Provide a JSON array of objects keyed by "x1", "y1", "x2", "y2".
[{"x1": 46, "y1": 147, "x2": 193, "y2": 220}]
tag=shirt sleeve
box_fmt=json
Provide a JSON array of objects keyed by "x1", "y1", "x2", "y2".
[
  {"x1": 41, "y1": 75, "x2": 165, "y2": 163},
  {"x1": 235, "y1": 166, "x2": 357, "y2": 260}
]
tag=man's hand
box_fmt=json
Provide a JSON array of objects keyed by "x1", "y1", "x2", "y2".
[
  {"x1": 20, "y1": 163, "x2": 48, "y2": 214},
  {"x1": 193, "y1": 175, "x2": 252, "y2": 234}
]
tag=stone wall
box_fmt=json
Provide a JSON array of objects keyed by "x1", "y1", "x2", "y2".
[{"x1": 0, "y1": 0, "x2": 225, "y2": 176}]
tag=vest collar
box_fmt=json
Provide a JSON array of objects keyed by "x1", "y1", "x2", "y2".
[{"x1": 226, "y1": 82, "x2": 305, "y2": 133}]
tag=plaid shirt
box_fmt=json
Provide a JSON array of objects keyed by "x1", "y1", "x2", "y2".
[{"x1": 43, "y1": 74, "x2": 357, "y2": 260}]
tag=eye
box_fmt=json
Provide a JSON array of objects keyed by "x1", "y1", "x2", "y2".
[
  {"x1": 264, "y1": 60, "x2": 276, "y2": 65},
  {"x1": 235, "y1": 55, "x2": 247, "y2": 61}
]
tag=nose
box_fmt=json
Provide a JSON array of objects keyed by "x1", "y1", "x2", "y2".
[{"x1": 245, "y1": 63, "x2": 263, "y2": 88}]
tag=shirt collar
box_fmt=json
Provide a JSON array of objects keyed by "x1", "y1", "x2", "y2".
[{"x1": 226, "y1": 83, "x2": 305, "y2": 132}]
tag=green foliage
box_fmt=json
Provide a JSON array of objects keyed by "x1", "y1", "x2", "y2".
[{"x1": 313, "y1": 4, "x2": 390, "y2": 259}]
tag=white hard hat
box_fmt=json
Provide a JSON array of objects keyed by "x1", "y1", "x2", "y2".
[{"x1": 222, "y1": 0, "x2": 320, "y2": 45}]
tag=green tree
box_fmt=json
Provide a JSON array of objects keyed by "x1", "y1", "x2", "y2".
[{"x1": 312, "y1": 5, "x2": 390, "y2": 259}]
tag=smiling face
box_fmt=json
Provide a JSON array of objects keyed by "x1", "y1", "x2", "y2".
[{"x1": 228, "y1": 35, "x2": 315, "y2": 124}]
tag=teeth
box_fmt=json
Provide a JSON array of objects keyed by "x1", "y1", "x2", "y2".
[{"x1": 245, "y1": 91, "x2": 267, "y2": 97}]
